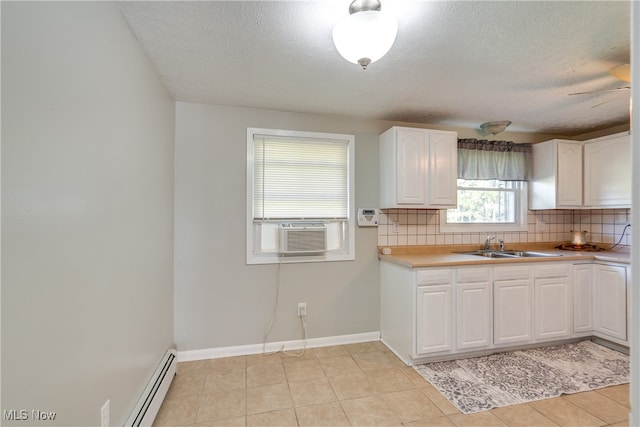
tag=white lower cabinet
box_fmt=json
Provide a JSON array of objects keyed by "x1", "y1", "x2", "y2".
[
  {"x1": 415, "y1": 269, "x2": 454, "y2": 355},
  {"x1": 380, "y1": 259, "x2": 628, "y2": 365},
  {"x1": 494, "y1": 280, "x2": 532, "y2": 345},
  {"x1": 416, "y1": 284, "x2": 453, "y2": 354},
  {"x1": 533, "y1": 263, "x2": 572, "y2": 341},
  {"x1": 493, "y1": 266, "x2": 532, "y2": 345},
  {"x1": 573, "y1": 263, "x2": 628, "y2": 343},
  {"x1": 456, "y1": 268, "x2": 492, "y2": 350},
  {"x1": 573, "y1": 264, "x2": 594, "y2": 334},
  {"x1": 593, "y1": 264, "x2": 627, "y2": 341},
  {"x1": 534, "y1": 281, "x2": 571, "y2": 340}
]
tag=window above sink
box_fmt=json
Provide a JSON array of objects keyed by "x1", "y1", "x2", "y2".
[{"x1": 440, "y1": 179, "x2": 528, "y2": 232}]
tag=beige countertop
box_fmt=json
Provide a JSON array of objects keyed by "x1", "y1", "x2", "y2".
[{"x1": 378, "y1": 243, "x2": 631, "y2": 269}]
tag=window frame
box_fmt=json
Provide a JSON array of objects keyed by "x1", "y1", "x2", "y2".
[
  {"x1": 246, "y1": 127, "x2": 355, "y2": 264},
  {"x1": 439, "y1": 179, "x2": 528, "y2": 232}
]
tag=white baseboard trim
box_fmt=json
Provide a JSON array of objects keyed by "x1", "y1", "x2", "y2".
[{"x1": 177, "y1": 331, "x2": 381, "y2": 362}]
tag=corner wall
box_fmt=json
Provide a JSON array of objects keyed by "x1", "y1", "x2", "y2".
[{"x1": 1, "y1": 3, "x2": 175, "y2": 425}]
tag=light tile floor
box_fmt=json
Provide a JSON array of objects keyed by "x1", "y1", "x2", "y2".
[{"x1": 153, "y1": 341, "x2": 630, "y2": 426}]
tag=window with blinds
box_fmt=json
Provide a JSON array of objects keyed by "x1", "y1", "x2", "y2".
[
  {"x1": 246, "y1": 128, "x2": 355, "y2": 264},
  {"x1": 253, "y1": 136, "x2": 349, "y2": 220}
]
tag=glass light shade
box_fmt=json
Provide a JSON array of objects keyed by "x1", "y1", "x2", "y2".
[
  {"x1": 332, "y1": 10, "x2": 398, "y2": 68},
  {"x1": 609, "y1": 64, "x2": 631, "y2": 83},
  {"x1": 480, "y1": 121, "x2": 512, "y2": 135}
]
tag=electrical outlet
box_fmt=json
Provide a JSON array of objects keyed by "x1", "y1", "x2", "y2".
[
  {"x1": 101, "y1": 399, "x2": 110, "y2": 427},
  {"x1": 297, "y1": 302, "x2": 307, "y2": 317},
  {"x1": 392, "y1": 221, "x2": 400, "y2": 233}
]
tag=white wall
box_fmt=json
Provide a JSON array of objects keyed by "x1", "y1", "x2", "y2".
[
  {"x1": 1, "y1": 2, "x2": 175, "y2": 425},
  {"x1": 173, "y1": 102, "x2": 564, "y2": 353},
  {"x1": 174, "y1": 103, "x2": 382, "y2": 351}
]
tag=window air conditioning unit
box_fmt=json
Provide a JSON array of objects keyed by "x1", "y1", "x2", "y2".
[{"x1": 280, "y1": 223, "x2": 327, "y2": 255}]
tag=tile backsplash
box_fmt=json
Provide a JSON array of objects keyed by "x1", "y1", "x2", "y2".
[{"x1": 378, "y1": 208, "x2": 631, "y2": 248}]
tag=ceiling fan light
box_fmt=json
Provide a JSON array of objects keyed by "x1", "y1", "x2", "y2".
[{"x1": 332, "y1": 10, "x2": 398, "y2": 69}]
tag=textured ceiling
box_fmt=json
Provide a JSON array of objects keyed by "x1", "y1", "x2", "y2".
[{"x1": 117, "y1": 1, "x2": 631, "y2": 136}]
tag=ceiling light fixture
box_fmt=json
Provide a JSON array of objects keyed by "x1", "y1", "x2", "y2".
[
  {"x1": 609, "y1": 64, "x2": 631, "y2": 83},
  {"x1": 480, "y1": 120, "x2": 512, "y2": 135},
  {"x1": 332, "y1": 0, "x2": 398, "y2": 70}
]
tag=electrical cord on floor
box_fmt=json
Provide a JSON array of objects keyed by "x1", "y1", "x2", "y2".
[
  {"x1": 609, "y1": 224, "x2": 631, "y2": 250},
  {"x1": 282, "y1": 314, "x2": 308, "y2": 357}
]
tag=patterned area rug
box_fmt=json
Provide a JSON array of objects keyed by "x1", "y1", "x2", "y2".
[{"x1": 414, "y1": 340, "x2": 629, "y2": 414}]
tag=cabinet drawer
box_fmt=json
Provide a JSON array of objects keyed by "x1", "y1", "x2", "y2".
[
  {"x1": 457, "y1": 267, "x2": 490, "y2": 283},
  {"x1": 494, "y1": 266, "x2": 530, "y2": 281},
  {"x1": 534, "y1": 263, "x2": 571, "y2": 278},
  {"x1": 417, "y1": 269, "x2": 452, "y2": 285}
]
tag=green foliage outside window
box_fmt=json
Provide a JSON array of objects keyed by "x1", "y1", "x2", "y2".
[{"x1": 447, "y1": 180, "x2": 516, "y2": 224}]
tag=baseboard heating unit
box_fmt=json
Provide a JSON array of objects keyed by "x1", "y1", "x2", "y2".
[{"x1": 125, "y1": 348, "x2": 177, "y2": 427}]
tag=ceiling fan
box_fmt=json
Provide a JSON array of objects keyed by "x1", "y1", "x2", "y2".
[{"x1": 568, "y1": 64, "x2": 631, "y2": 96}]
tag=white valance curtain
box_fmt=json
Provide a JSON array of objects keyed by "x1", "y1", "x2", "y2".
[{"x1": 457, "y1": 139, "x2": 532, "y2": 181}]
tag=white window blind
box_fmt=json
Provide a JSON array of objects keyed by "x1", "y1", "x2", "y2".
[{"x1": 253, "y1": 136, "x2": 349, "y2": 220}]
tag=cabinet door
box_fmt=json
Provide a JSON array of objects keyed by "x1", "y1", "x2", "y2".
[
  {"x1": 534, "y1": 278, "x2": 571, "y2": 340},
  {"x1": 584, "y1": 134, "x2": 631, "y2": 207},
  {"x1": 573, "y1": 265, "x2": 593, "y2": 333},
  {"x1": 456, "y1": 282, "x2": 492, "y2": 350},
  {"x1": 396, "y1": 128, "x2": 427, "y2": 205},
  {"x1": 593, "y1": 264, "x2": 627, "y2": 340},
  {"x1": 556, "y1": 142, "x2": 583, "y2": 207},
  {"x1": 427, "y1": 132, "x2": 457, "y2": 207},
  {"x1": 416, "y1": 285, "x2": 452, "y2": 354},
  {"x1": 494, "y1": 279, "x2": 532, "y2": 345}
]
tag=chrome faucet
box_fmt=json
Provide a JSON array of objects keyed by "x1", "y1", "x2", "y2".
[
  {"x1": 484, "y1": 236, "x2": 495, "y2": 251},
  {"x1": 498, "y1": 239, "x2": 505, "y2": 252}
]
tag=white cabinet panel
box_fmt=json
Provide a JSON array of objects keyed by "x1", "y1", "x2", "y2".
[
  {"x1": 456, "y1": 267, "x2": 491, "y2": 350},
  {"x1": 396, "y1": 128, "x2": 427, "y2": 205},
  {"x1": 556, "y1": 142, "x2": 583, "y2": 207},
  {"x1": 584, "y1": 134, "x2": 631, "y2": 207},
  {"x1": 534, "y1": 278, "x2": 571, "y2": 340},
  {"x1": 593, "y1": 264, "x2": 627, "y2": 341},
  {"x1": 416, "y1": 284, "x2": 453, "y2": 354},
  {"x1": 417, "y1": 268, "x2": 453, "y2": 285},
  {"x1": 573, "y1": 264, "x2": 594, "y2": 333},
  {"x1": 428, "y1": 132, "x2": 458, "y2": 206},
  {"x1": 456, "y1": 282, "x2": 492, "y2": 350},
  {"x1": 494, "y1": 279, "x2": 532, "y2": 345}
]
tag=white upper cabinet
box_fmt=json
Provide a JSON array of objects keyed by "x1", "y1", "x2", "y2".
[
  {"x1": 583, "y1": 133, "x2": 631, "y2": 207},
  {"x1": 530, "y1": 132, "x2": 631, "y2": 210},
  {"x1": 380, "y1": 127, "x2": 457, "y2": 209},
  {"x1": 530, "y1": 139, "x2": 583, "y2": 209}
]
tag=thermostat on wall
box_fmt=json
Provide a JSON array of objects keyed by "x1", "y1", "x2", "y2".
[{"x1": 357, "y1": 208, "x2": 379, "y2": 226}]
